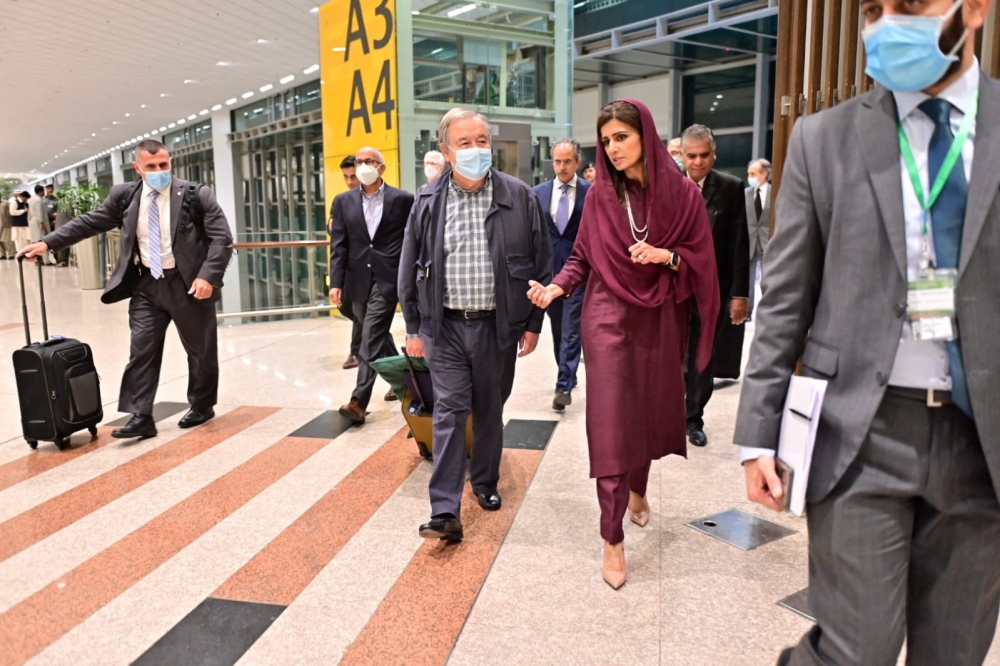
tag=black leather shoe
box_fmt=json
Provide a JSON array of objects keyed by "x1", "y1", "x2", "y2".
[
  {"x1": 552, "y1": 390, "x2": 572, "y2": 412},
  {"x1": 687, "y1": 427, "x2": 708, "y2": 447},
  {"x1": 419, "y1": 515, "x2": 464, "y2": 541},
  {"x1": 178, "y1": 407, "x2": 215, "y2": 429},
  {"x1": 476, "y1": 491, "x2": 502, "y2": 511},
  {"x1": 112, "y1": 414, "x2": 157, "y2": 439}
]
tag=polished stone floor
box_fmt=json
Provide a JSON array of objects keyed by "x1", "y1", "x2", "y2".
[{"x1": 0, "y1": 261, "x2": 997, "y2": 665}]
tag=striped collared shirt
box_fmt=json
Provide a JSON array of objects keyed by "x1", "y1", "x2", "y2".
[{"x1": 443, "y1": 174, "x2": 495, "y2": 310}]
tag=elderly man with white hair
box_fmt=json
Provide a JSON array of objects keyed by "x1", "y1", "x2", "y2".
[
  {"x1": 399, "y1": 108, "x2": 552, "y2": 541},
  {"x1": 423, "y1": 150, "x2": 447, "y2": 184}
]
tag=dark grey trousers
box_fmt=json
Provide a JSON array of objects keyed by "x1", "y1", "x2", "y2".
[
  {"x1": 789, "y1": 390, "x2": 1000, "y2": 666},
  {"x1": 350, "y1": 280, "x2": 398, "y2": 409},
  {"x1": 118, "y1": 271, "x2": 219, "y2": 416},
  {"x1": 422, "y1": 315, "x2": 517, "y2": 519}
]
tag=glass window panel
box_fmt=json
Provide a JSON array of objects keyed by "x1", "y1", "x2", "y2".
[{"x1": 682, "y1": 65, "x2": 756, "y2": 129}]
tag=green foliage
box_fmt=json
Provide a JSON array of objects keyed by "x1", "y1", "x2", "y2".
[
  {"x1": 55, "y1": 183, "x2": 108, "y2": 217},
  {"x1": 0, "y1": 178, "x2": 20, "y2": 202}
]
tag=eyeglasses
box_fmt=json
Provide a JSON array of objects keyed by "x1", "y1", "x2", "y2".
[{"x1": 356, "y1": 158, "x2": 383, "y2": 167}]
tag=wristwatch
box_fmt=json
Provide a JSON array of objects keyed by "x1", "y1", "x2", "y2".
[{"x1": 663, "y1": 250, "x2": 680, "y2": 269}]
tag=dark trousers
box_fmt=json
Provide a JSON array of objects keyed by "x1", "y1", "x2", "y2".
[
  {"x1": 788, "y1": 391, "x2": 1000, "y2": 666},
  {"x1": 685, "y1": 301, "x2": 723, "y2": 430},
  {"x1": 118, "y1": 271, "x2": 219, "y2": 416},
  {"x1": 341, "y1": 299, "x2": 364, "y2": 356},
  {"x1": 547, "y1": 281, "x2": 584, "y2": 393},
  {"x1": 350, "y1": 280, "x2": 397, "y2": 408},
  {"x1": 422, "y1": 314, "x2": 517, "y2": 519},
  {"x1": 596, "y1": 461, "x2": 652, "y2": 544}
]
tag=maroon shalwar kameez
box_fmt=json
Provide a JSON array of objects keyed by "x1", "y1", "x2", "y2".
[{"x1": 551, "y1": 100, "x2": 719, "y2": 544}]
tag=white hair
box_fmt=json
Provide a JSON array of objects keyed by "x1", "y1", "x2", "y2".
[
  {"x1": 438, "y1": 108, "x2": 490, "y2": 148},
  {"x1": 423, "y1": 150, "x2": 446, "y2": 167}
]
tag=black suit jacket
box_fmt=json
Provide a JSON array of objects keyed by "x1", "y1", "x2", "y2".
[
  {"x1": 700, "y1": 170, "x2": 751, "y2": 303},
  {"x1": 329, "y1": 182, "x2": 414, "y2": 303},
  {"x1": 43, "y1": 178, "x2": 234, "y2": 304}
]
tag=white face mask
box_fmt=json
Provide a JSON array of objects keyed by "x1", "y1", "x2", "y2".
[
  {"x1": 424, "y1": 164, "x2": 442, "y2": 181},
  {"x1": 356, "y1": 163, "x2": 381, "y2": 186}
]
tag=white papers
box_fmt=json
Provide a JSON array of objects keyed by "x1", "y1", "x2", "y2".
[{"x1": 777, "y1": 376, "x2": 828, "y2": 516}]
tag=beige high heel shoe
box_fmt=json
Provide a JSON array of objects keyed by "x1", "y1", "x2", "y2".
[
  {"x1": 628, "y1": 491, "x2": 650, "y2": 528},
  {"x1": 603, "y1": 541, "x2": 627, "y2": 590}
]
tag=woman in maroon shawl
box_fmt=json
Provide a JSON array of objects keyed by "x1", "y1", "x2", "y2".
[{"x1": 528, "y1": 100, "x2": 718, "y2": 589}]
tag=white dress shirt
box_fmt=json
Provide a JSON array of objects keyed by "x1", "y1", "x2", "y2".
[
  {"x1": 137, "y1": 180, "x2": 176, "y2": 270},
  {"x1": 549, "y1": 175, "x2": 578, "y2": 219},
  {"x1": 756, "y1": 182, "x2": 770, "y2": 208},
  {"x1": 740, "y1": 61, "x2": 980, "y2": 465}
]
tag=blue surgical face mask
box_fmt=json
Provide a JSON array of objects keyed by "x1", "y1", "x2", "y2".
[
  {"x1": 450, "y1": 146, "x2": 492, "y2": 181},
  {"x1": 143, "y1": 169, "x2": 172, "y2": 191},
  {"x1": 748, "y1": 177, "x2": 760, "y2": 189},
  {"x1": 674, "y1": 156, "x2": 685, "y2": 171},
  {"x1": 862, "y1": 0, "x2": 967, "y2": 93}
]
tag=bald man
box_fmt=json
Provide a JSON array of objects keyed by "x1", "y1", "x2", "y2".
[{"x1": 329, "y1": 147, "x2": 415, "y2": 425}]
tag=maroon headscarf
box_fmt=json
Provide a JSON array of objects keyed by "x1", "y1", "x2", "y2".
[{"x1": 582, "y1": 99, "x2": 719, "y2": 371}]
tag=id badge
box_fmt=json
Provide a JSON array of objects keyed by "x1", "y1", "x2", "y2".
[{"x1": 907, "y1": 268, "x2": 957, "y2": 341}]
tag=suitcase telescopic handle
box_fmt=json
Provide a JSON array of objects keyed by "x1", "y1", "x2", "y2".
[
  {"x1": 400, "y1": 346, "x2": 428, "y2": 408},
  {"x1": 16, "y1": 255, "x2": 49, "y2": 346}
]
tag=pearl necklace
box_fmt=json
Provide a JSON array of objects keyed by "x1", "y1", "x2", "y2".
[{"x1": 623, "y1": 191, "x2": 648, "y2": 243}]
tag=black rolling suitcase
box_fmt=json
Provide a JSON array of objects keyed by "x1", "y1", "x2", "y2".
[{"x1": 13, "y1": 256, "x2": 103, "y2": 450}]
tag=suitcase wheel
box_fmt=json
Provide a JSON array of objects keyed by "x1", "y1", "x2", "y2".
[
  {"x1": 26, "y1": 440, "x2": 38, "y2": 450},
  {"x1": 416, "y1": 441, "x2": 432, "y2": 460},
  {"x1": 88, "y1": 426, "x2": 98, "y2": 438},
  {"x1": 54, "y1": 437, "x2": 69, "y2": 451}
]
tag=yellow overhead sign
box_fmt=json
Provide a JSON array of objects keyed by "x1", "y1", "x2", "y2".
[{"x1": 320, "y1": 0, "x2": 400, "y2": 209}]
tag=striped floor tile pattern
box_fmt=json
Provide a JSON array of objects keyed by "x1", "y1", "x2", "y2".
[{"x1": 0, "y1": 402, "x2": 557, "y2": 666}]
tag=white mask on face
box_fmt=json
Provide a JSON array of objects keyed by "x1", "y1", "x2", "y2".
[
  {"x1": 424, "y1": 164, "x2": 442, "y2": 181},
  {"x1": 357, "y1": 163, "x2": 381, "y2": 186}
]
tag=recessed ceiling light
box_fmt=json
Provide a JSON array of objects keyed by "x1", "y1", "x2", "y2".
[
  {"x1": 112, "y1": 121, "x2": 121, "y2": 125},
  {"x1": 140, "y1": 104, "x2": 147, "y2": 109},
  {"x1": 216, "y1": 61, "x2": 232, "y2": 67},
  {"x1": 91, "y1": 133, "x2": 97, "y2": 137},
  {"x1": 198, "y1": 109, "x2": 209, "y2": 116},
  {"x1": 447, "y1": 3, "x2": 476, "y2": 18},
  {"x1": 124, "y1": 113, "x2": 130, "y2": 117},
  {"x1": 242, "y1": 91, "x2": 255, "y2": 99},
  {"x1": 304, "y1": 64, "x2": 320, "y2": 74},
  {"x1": 160, "y1": 93, "x2": 170, "y2": 97},
  {"x1": 260, "y1": 84, "x2": 274, "y2": 92},
  {"x1": 168, "y1": 123, "x2": 176, "y2": 128},
  {"x1": 143, "y1": 133, "x2": 151, "y2": 138},
  {"x1": 430, "y1": 48, "x2": 444, "y2": 55},
  {"x1": 151, "y1": 130, "x2": 159, "y2": 135},
  {"x1": 226, "y1": 98, "x2": 238, "y2": 105},
  {"x1": 211, "y1": 104, "x2": 222, "y2": 111},
  {"x1": 412, "y1": 10, "x2": 420, "y2": 14},
  {"x1": 184, "y1": 79, "x2": 199, "y2": 84},
  {"x1": 256, "y1": 38, "x2": 270, "y2": 44},
  {"x1": 717, "y1": 94, "x2": 724, "y2": 99},
  {"x1": 280, "y1": 75, "x2": 295, "y2": 84},
  {"x1": 159, "y1": 126, "x2": 167, "y2": 131},
  {"x1": 177, "y1": 119, "x2": 186, "y2": 125},
  {"x1": 187, "y1": 114, "x2": 197, "y2": 120},
  {"x1": 310, "y1": 6, "x2": 318, "y2": 13}
]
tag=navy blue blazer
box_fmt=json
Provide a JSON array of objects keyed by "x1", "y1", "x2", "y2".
[{"x1": 532, "y1": 177, "x2": 590, "y2": 273}]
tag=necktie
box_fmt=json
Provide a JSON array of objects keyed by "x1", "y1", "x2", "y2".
[
  {"x1": 148, "y1": 191, "x2": 164, "y2": 279},
  {"x1": 555, "y1": 183, "x2": 570, "y2": 235},
  {"x1": 919, "y1": 97, "x2": 972, "y2": 417},
  {"x1": 754, "y1": 188, "x2": 763, "y2": 220}
]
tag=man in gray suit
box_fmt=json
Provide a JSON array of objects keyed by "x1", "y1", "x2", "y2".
[
  {"x1": 736, "y1": 1, "x2": 1000, "y2": 664},
  {"x1": 745, "y1": 158, "x2": 771, "y2": 316},
  {"x1": 399, "y1": 108, "x2": 551, "y2": 542},
  {"x1": 21, "y1": 140, "x2": 234, "y2": 440}
]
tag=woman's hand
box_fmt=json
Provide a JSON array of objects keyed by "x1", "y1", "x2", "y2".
[
  {"x1": 527, "y1": 281, "x2": 564, "y2": 309},
  {"x1": 628, "y1": 241, "x2": 670, "y2": 265}
]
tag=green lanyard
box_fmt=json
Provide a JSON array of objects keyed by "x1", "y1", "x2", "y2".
[{"x1": 897, "y1": 90, "x2": 978, "y2": 251}]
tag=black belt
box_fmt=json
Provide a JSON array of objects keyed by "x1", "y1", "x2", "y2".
[
  {"x1": 444, "y1": 308, "x2": 495, "y2": 321},
  {"x1": 888, "y1": 386, "x2": 954, "y2": 407},
  {"x1": 141, "y1": 266, "x2": 178, "y2": 277}
]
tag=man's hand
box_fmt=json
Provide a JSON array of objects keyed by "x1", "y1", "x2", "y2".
[
  {"x1": 406, "y1": 337, "x2": 425, "y2": 358},
  {"x1": 188, "y1": 278, "x2": 214, "y2": 300},
  {"x1": 527, "y1": 281, "x2": 564, "y2": 309},
  {"x1": 744, "y1": 456, "x2": 785, "y2": 512},
  {"x1": 518, "y1": 331, "x2": 539, "y2": 358},
  {"x1": 19, "y1": 242, "x2": 49, "y2": 261},
  {"x1": 329, "y1": 288, "x2": 343, "y2": 307},
  {"x1": 730, "y1": 298, "x2": 749, "y2": 325}
]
